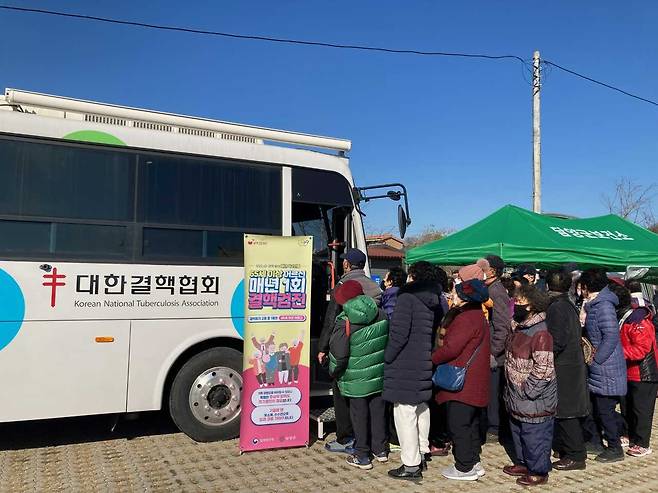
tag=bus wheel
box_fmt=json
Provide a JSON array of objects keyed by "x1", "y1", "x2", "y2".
[{"x1": 169, "y1": 347, "x2": 243, "y2": 442}]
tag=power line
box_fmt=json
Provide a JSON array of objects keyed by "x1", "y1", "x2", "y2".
[
  {"x1": 543, "y1": 59, "x2": 658, "y2": 107},
  {"x1": 1, "y1": 4, "x2": 656, "y2": 108},
  {"x1": 0, "y1": 4, "x2": 527, "y2": 63}
]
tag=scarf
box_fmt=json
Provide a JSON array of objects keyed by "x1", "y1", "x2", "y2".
[{"x1": 511, "y1": 312, "x2": 546, "y2": 332}]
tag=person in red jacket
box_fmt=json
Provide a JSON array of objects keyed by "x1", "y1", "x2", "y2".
[
  {"x1": 619, "y1": 286, "x2": 658, "y2": 458},
  {"x1": 288, "y1": 332, "x2": 304, "y2": 384},
  {"x1": 432, "y1": 279, "x2": 491, "y2": 481}
]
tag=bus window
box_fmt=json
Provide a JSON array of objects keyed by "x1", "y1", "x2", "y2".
[
  {"x1": 291, "y1": 203, "x2": 332, "y2": 257},
  {"x1": 0, "y1": 137, "x2": 135, "y2": 221},
  {"x1": 138, "y1": 153, "x2": 281, "y2": 231}
]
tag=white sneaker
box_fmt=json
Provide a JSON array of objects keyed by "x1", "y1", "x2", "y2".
[
  {"x1": 441, "y1": 464, "x2": 479, "y2": 481},
  {"x1": 620, "y1": 436, "x2": 630, "y2": 448},
  {"x1": 474, "y1": 462, "x2": 485, "y2": 477},
  {"x1": 627, "y1": 445, "x2": 652, "y2": 457}
]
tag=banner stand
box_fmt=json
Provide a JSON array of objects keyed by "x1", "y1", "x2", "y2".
[{"x1": 238, "y1": 235, "x2": 312, "y2": 453}]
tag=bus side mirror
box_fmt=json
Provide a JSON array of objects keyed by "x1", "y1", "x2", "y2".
[{"x1": 398, "y1": 205, "x2": 411, "y2": 239}]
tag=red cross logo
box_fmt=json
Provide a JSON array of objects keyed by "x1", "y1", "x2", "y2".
[{"x1": 42, "y1": 267, "x2": 66, "y2": 308}]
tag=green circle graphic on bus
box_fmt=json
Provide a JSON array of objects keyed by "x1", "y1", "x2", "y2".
[
  {"x1": 0, "y1": 269, "x2": 25, "y2": 351},
  {"x1": 63, "y1": 130, "x2": 126, "y2": 146}
]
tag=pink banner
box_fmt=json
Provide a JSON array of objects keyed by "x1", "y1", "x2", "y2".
[
  {"x1": 239, "y1": 362, "x2": 309, "y2": 451},
  {"x1": 239, "y1": 235, "x2": 312, "y2": 452}
]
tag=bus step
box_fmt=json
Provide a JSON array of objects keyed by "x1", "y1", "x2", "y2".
[{"x1": 309, "y1": 407, "x2": 335, "y2": 440}]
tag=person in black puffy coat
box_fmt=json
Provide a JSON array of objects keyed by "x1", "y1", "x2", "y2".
[{"x1": 384, "y1": 261, "x2": 444, "y2": 480}]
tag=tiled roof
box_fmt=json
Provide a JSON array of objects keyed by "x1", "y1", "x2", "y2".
[{"x1": 367, "y1": 245, "x2": 405, "y2": 259}]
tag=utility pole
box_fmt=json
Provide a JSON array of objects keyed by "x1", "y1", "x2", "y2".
[{"x1": 532, "y1": 50, "x2": 541, "y2": 213}]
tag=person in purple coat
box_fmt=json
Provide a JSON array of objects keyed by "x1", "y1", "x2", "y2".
[
  {"x1": 581, "y1": 268, "x2": 627, "y2": 463},
  {"x1": 381, "y1": 267, "x2": 407, "y2": 320}
]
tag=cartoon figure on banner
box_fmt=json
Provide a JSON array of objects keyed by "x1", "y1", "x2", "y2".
[
  {"x1": 265, "y1": 342, "x2": 278, "y2": 386},
  {"x1": 252, "y1": 333, "x2": 275, "y2": 356},
  {"x1": 288, "y1": 332, "x2": 304, "y2": 384},
  {"x1": 276, "y1": 343, "x2": 291, "y2": 385},
  {"x1": 249, "y1": 350, "x2": 267, "y2": 388},
  {"x1": 247, "y1": 331, "x2": 307, "y2": 387}
]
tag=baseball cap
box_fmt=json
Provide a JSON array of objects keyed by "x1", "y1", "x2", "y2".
[{"x1": 341, "y1": 248, "x2": 367, "y2": 267}]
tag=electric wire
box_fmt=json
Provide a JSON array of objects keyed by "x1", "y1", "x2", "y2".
[{"x1": 1, "y1": 4, "x2": 657, "y2": 107}]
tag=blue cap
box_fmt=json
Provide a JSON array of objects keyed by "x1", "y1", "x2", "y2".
[{"x1": 341, "y1": 248, "x2": 367, "y2": 267}]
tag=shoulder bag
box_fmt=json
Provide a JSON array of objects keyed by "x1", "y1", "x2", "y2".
[{"x1": 432, "y1": 335, "x2": 483, "y2": 392}]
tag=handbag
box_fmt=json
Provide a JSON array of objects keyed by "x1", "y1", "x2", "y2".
[
  {"x1": 432, "y1": 336, "x2": 483, "y2": 392},
  {"x1": 581, "y1": 337, "x2": 595, "y2": 365},
  {"x1": 567, "y1": 300, "x2": 596, "y2": 365}
]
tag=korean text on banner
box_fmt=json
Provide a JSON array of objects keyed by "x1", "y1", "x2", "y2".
[{"x1": 239, "y1": 234, "x2": 312, "y2": 452}]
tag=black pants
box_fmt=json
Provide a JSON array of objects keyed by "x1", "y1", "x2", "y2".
[
  {"x1": 485, "y1": 367, "x2": 502, "y2": 433},
  {"x1": 481, "y1": 368, "x2": 518, "y2": 463},
  {"x1": 291, "y1": 365, "x2": 299, "y2": 382},
  {"x1": 447, "y1": 401, "x2": 482, "y2": 472},
  {"x1": 332, "y1": 379, "x2": 353, "y2": 444},
  {"x1": 386, "y1": 402, "x2": 399, "y2": 446},
  {"x1": 624, "y1": 381, "x2": 658, "y2": 448},
  {"x1": 592, "y1": 394, "x2": 622, "y2": 450},
  {"x1": 582, "y1": 414, "x2": 599, "y2": 444},
  {"x1": 429, "y1": 396, "x2": 449, "y2": 447},
  {"x1": 481, "y1": 368, "x2": 513, "y2": 438},
  {"x1": 554, "y1": 417, "x2": 586, "y2": 461},
  {"x1": 350, "y1": 393, "x2": 387, "y2": 460}
]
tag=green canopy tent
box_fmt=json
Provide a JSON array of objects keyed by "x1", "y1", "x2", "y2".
[{"x1": 406, "y1": 205, "x2": 658, "y2": 282}]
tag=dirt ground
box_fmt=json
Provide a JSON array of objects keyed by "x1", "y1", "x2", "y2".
[{"x1": 0, "y1": 412, "x2": 657, "y2": 492}]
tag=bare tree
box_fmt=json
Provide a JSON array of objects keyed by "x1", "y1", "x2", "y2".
[
  {"x1": 362, "y1": 220, "x2": 395, "y2": 238},
  {"x1": 404, "y1": 225, "x2": 453, "y2": 250},
  {"x1": 602, "y1": 178, "x2": 656, "y2": 226}
]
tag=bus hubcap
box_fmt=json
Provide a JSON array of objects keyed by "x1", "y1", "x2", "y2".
[{"x1": 189, "y1": 367, "x2": 242, "y2": 426}]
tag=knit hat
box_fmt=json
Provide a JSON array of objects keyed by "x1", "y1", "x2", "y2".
[
  {"x1": 334, "y1": 280, "x2": 364, "y2": 305},
  {"x1": 456, "y1": 279, "x2": 489, "y2": 304},
  {"x1": 458, "y1": 264, "x2": 485, "y2": 282}
]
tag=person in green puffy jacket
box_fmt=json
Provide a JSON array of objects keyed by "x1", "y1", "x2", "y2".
[{"x1": 329, "y1": 280, "x2": 389, "y2": 470}]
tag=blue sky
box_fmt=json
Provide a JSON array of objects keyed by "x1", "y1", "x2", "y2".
[{"x1": 1, "y1": 1, "x2": 657, "y2": 236}]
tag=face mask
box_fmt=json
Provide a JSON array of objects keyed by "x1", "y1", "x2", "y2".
[
  {"x1": 482, "y1": 272, "x2": 488, "y2": 281},
  {"x1": 513, "y1": 304, "x2": 530, "y2": 323}
]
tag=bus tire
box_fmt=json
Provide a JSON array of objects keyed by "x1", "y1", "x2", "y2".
[{"x1": 169, "y1": 347, "x2": 243, "y2": 442}]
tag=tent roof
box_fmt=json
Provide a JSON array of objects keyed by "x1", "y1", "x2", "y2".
[{"x1": 406, "y1": 205, "x2": 658, "y2": 279}]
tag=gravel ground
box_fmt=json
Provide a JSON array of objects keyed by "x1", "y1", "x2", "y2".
[{"x1": 1, "y1": 412, "x2": 657, "y2": 492}]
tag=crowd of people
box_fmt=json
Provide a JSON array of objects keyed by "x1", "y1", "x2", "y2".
[{"x1": 316, "y1": 248, "x2": 658, "y2": 486}]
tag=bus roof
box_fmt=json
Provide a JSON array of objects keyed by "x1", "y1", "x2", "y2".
[{"x1": 2, "y1": 88, "x2": 351, "y2": 153}]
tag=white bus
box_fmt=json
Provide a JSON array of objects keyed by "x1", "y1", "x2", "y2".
[{"x1": 0, "y1": 89, "x2": 409, "y2": 442}]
